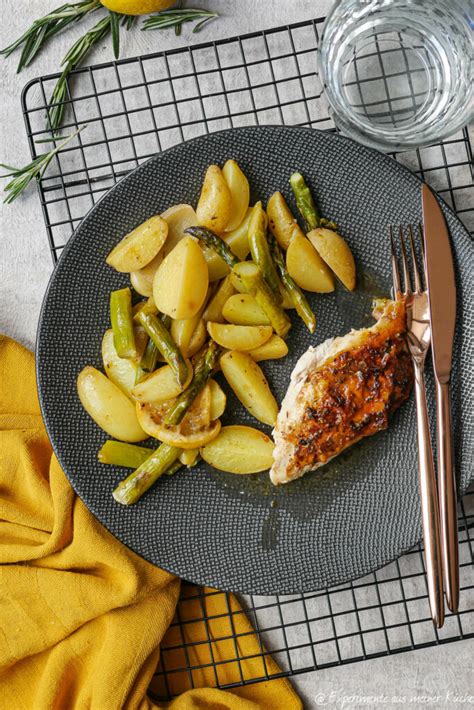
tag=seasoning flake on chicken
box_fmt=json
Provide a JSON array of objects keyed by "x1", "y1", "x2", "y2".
[{"x1": 270, "y1": 299, "x2": 413, "y2": 484}]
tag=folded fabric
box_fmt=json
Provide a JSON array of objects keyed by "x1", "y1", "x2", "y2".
[{"x1": 0, "y1": 335, "x2": 302, "y2": 710}]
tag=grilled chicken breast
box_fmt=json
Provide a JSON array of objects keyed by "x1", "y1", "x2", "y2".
[{"x1": 270, "y1": 299, "x2": 413, "y2": 484}]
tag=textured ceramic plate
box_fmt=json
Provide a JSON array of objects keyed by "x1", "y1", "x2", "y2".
[{"x1": 37, "y1": 126, "x2": 473, "y2": 594}]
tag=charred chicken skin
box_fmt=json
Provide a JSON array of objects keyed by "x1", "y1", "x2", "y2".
[{"x1": 270, "y1": 299, "x2": 413, "y2": 484}]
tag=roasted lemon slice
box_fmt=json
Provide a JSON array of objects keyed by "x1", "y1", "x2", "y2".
[{"x1": 136, "y1": 384, "x2": 221, "y2": 449}]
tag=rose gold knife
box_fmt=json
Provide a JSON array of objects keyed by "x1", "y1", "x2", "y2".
[{"x1": 421, "y1": 184, "x2": 459, "y2": 613}]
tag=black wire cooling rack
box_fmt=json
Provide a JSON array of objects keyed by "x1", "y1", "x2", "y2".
[{"x1": 21, "y1": 15, "x2": 473, "y2": 699}]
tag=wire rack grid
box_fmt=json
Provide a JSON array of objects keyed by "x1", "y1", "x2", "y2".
[{"x1": 21, "y1": 15, "x2": 473, "y2": 700}]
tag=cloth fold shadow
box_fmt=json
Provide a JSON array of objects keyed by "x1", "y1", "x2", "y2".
[{"x1": 0, "y1": 335, "x2": 302, "y2": 710}]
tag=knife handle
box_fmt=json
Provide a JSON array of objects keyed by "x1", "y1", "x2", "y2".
[
  {"x1": 413, "y1": 363, "x2": 444, "y2": 628},
  {"x1": 436, "y1": 380, "x2": 459, "y2": 613}
]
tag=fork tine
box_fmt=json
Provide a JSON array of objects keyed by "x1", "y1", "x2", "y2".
[
  {"x1": 418, "y1": 223, "x2": 427, "y2": 287},
  {"x1": 389, "y1": 226, "x2": 402, "y2": 299},
  {"x1": 399, "y1": 225, "x2": 411, "y2": 294},
  {"x1": 408, "y1": 224, "x2": 422, "y2": 292}
]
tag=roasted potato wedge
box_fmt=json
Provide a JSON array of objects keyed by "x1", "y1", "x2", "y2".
[
  {"x1": 131, "y1": 360, "x2": 193, "y2": 404},
  {"x1": 207, "y1": 322, "x2": 272, "y2": 351},
  {"x1": 209, "y1": 379, "x2": 227, "y2": 419},
  {"x1": 136, "y1": 385, "x2": 221, "y2": 449},
  {"x1": 220, "y1": 350, "x2": 278, "y2": 426},
  {"x1": 77, "y1": 366, "x2": 147, "y2": 442},
  {"x1": 131, "y1": 205, "x2": 200, "y2": 294},
  {"x1": 186, "y1": 318, "x2": 207, "y2": 357},
  {"x1": 203, "y1": 276, "x2": 236, "y2": 323},
  {"x1": 130, "y1": 253, "x2": 162, "y2": 297},
  {"x1": 222, "y1": 159, "x2": 250, "y2": 232},
  {"x1": 200, "y1": 425, "x2": 274, "y2": 473},
  {"x1": 102, "y1": 329, "x2": 146, "y2": 397},
  {"x1": 154, "y1": 236, "x2": 209, "y2": 319},
  {"x1": 286, "y1": 234, "x2": 335, "y2": 292},
  {"x1": 160, "y1": 204, "x2": 199, "y2": 259},
  {"x1": 204, "y1": 207, "x2": 254, "y2": 282},
  {"x1": 222, "y1": 293, "x2": 270, "y2": 326},
  {"x1": 307, "y1": 228, "x2": 356, "y2": 291},
  {"x1": 267, "y1": 191, "x2": 305, "y2": 250},
  {"x1": 196, "y1": 164, "x2": 232, "y2": 232},
  {"x1": 248, "y1": 335, "x2": 289, "y2": 362},
  {"x1": 106, "y1": 215, "x2": 168, "y2": 273}
]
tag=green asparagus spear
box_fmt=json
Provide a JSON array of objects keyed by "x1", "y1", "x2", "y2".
[
  {"x1": 132, "y1": 296, "x2": 158, "y2": 321},
  {"x1": 268, "y1": 233, "x2": 316, "y2": 333},
  {"x1": 112, "y1": 443, "x2": 181, "y2": 505},
  {"x1": 135, "y1": 337, "x2": 160, "y2": 384},
  {"x1": 289, "y1": 172, "x2": 320, "y2": 231},
  {"x1": 185, "y1": 226, "x2": 239, "y2": 269},
  {"x1": 99, "y1": 440, "x2": 153, "y2": 468},
  {"x1": 164, "y1": 340, "x2": 220, "y2": 426},
  {"x1": 232, "y1": 261, "x2": 291, "y2": 338},
  {"x1": 164, "y1": 460, "x2": 184, "y2": 476},
  {"x1": 136, "y1": 310, "x2": 188, "y2": 387},
  {"x1": 320, "y1": 217, "x2": 338, "y2": 231},
  {"x1": 247, "y1": 201, "x2": 281, "y2": 300},
  {"x1": 110, "y1": 287, "x2": 136, "y2": 358}
]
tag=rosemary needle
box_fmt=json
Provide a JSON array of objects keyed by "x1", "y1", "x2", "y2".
[
  {"x1": 0, "y1": 126, "x2": 85, "y2": 204},
  {"x1": 142, "y1": 8, "x2": 219, "y2": 33}
]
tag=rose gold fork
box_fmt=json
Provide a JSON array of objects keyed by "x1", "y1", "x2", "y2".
[{"x1": 390, "y1": 224, "x2": 444, "y2": 628}]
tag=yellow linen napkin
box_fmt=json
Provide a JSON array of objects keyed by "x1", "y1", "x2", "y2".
[{"x1": 0, "y1": 336, "x2": 302, "y2": 710}]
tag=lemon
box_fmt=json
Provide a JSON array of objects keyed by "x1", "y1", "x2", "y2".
[{"x1": 100, "y1": 0, "x2": 175, "y2": 15}]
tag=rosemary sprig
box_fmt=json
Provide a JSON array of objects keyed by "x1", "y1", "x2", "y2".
[
  {"x1": 48, "y1": 11, "x2": 135, "y2": 130},
  {"x1": 0, "y1": 0, "x2": 101, "y2": 73},
  {"x1": 0, "y1": 127, "x2": 85, "y2": 203},
  {"x1": 48, "y1": 15, "x2": 113, "y2": 130},
  {"x1": 142, "y1": 8, "x2": 219, "y2": 34}
]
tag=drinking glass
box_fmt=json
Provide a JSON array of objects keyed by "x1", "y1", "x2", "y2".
[{"x1": 319, "y1": 0, "x2": 474, "y2": 151}]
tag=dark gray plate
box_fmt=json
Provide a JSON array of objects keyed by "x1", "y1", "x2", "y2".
[{"x1": 37, "y1": 126, "x2": 473, "y2": 594}]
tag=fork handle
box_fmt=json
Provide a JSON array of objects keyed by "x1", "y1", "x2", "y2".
[
  {"x1": 436, "y1": 380, "x2": 459, "y2": 613},
  {"x1": 413, "y1": 363, "x2": 444, "y2": 628}
]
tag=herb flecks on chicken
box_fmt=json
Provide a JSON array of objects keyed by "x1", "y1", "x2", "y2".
[{"x1": 270, "y1": 299, "x2": 413, "y2": 484}]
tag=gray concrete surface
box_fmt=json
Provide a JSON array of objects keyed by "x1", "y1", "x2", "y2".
[{"x1": 0, "y1": 1, "x2": 472, "y2": 707}]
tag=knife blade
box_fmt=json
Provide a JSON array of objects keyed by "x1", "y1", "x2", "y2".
[
  {"x1": 421, "y1": 183, "x2": 459, "y2": 613},
  {"x1": 421, "y1": 184, "x2": 456, "y2": 381}
]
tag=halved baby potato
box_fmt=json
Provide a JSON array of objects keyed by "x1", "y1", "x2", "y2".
[
  {"x1": 77, "y1": 366, "x2": 147, "y2": 442},
  {"x1": 267, "y1": 191, "x2": 305, "y2": 250},
  {"x1": 200, "y1": 425, "x2": 274, "y2": 474},
  {"x1": 130, "y1": 204, "x2": 199, "y2": 294},
  {"x1": 307, "y1": 228, "x2": 356, "y2": 291},
  {"x1": 106, "y1": 215, "x2": 168, "y2": 273},
  {"x1": 171, "y1": 304, "x2": 207, "y2": 357},
  {"x1": 130, "y1": 253, "x2": 162, "y2": 297},
  {"x1": 196, "y1": 164, "x2": 232, "y2": 233},
  {"x1": 207, "y1": 322, "x2": 272, "y2": 351},
  {"x1": 101, "y1": 328, "x2": 146, "y2": 397},
  {"x1": 286, "y1": 234, "x2": 335, "y2": 293},
  {"x1": 160, "y1": 204, "x2": 199, "y2": 260},
  {"x1": 220, "y1": 350, "x2": 278, "y2": 426},
  {"x1": 222, "y1": 159, "x2": 250, "y2": 232},
  {"x1": 153, "y1": 236, "x2": 209, "y2": 319},
  {"x1": 131, "y1": 359, "x2": 193, "y2": 404},
  {"x1": 186, "y1": 319, "x2": 207, "y2": 357},
  {"x1": 136, "y1": 384, "x2": 221, "y2": 449},
  {"x1": 248, "y1": 335, "x2": 289, "y2": 362},
  {"x1": 222, "y1": 293, "x2": 270, "y2": 326},
  {"x1": 203, "y1": 276, "x2": 236, "y2": 323},
  {"x1": 209, "y1": 379, "x2": 227, "y2": 419}
]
